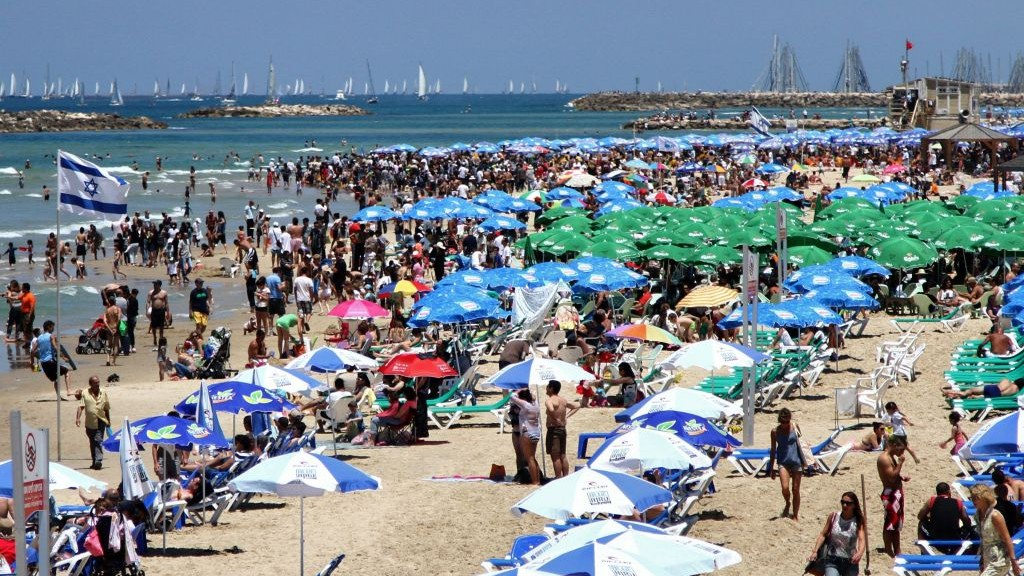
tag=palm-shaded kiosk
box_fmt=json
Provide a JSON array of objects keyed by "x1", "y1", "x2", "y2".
[{"x1": 919, "y1": 122, "x2": 1018, "y2": 189}]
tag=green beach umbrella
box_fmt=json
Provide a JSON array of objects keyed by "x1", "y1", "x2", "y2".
[
  {"x1": 932, "y1": 222, "x2": 998, "y2": 250},
  {"x1": 817, "y1": 197, "x2": 879, "y2": 219},
  {"x1": 787, "y1": 245, "x2": 835, "y2": 266},
  {"x1": 903, "y1": 210, "x2": 951, "y2": 228},
  {"x1": 950, "y1": 195, "x2": 981, "y2": 211},
  {"x1": 589, "y1": 231, "x2": 636, "y2": 246},
  {"x1": 968, "y1": 200, "x2": 1023, "y2": 227},
  {"x1": 691, "y1": 245, "x2": 742, "y2": 266},
  {"x1": 540, "y1": 234, "x2": 593, "y2": 256},
  {"x1": 584, "y1": 241, "x2": 641, "y2": 261},
  {"x1": 535, "y1": 229, "x2": 578, "y2": 248},
  {"x1": 983, "y1": 232, "x2": 1024, "y2": 252},
  {"x1": 869, "y1": 236, "x2": 939, "y2": 270},
  {"x1": 676, "y1": 206, "x2": 725, "y2": 223},
  {"x1": 901, "y1": 200, "x2": 955, "y2": 216},
  {"x1": 548, "y1": 215, "x2": 594, "y2": 232},
  {"x1": 786, "y1": 232, "x2": 838, "y2": 252},
  {"x1": 675, "y1": 221, "x2": 720, "y2": 244},
  {"x1": 643, "y1": 245, "x2": 692, "y2": 261},
  {"x1": 722, "y1": 227, "x2": 774, "y2": 248},
  {"x1": 636, "y1": 230, "x2": 691, "y2": 249},
  {"x1": 757, "y1": 201, "x2": 803, "y2": 218},
  {"x1": 915, "y1": 216, "x2": 985, "y2": 241},
  {"x1": 536, "y1": 206, "x2": 586, "y2": 226},
  {"x1": 517, "y1": 228, "x2": 561, "y2": 248},
  {"x1": 808, "y1": 218, "x2": 859, "y2": 237}
]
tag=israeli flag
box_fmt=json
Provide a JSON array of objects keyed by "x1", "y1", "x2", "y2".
[
  {"x1": 748, "y1": 106, "x2": 772, "y2": 137},
  {"x1": 57, "y1": 150, "x2": 129, "y2": 220}
]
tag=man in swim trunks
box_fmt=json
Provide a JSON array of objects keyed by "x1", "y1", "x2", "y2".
[
  {"x1": 943, "y1": 378, "x2": 1021, "y2": 399},
  {"x1": 877, "y1": 435, "x2": 910, "y2": 557},
  {"x1": 148, "y1": 280, "x2": 168, "y2": 348},
  {"x1": 544, "y1": 380, "x2": 579, "y2": 479}
]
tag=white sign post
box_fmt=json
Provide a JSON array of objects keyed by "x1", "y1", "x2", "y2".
[
  {"x1": 10, "y1": 411, "x2": 50, "y2": 576},
  {"x1": 740, "y1": 247, "x2": 760, "y2": 446},
  {"x1": 776, "y1": 204, "x2": 789, "y2": 291}
]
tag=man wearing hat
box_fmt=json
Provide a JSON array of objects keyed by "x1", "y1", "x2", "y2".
[
  {"x1": 188, "y1": 278, "x2": 213, "y2": 335},
  {"x1": 429, "y1": 240, "x2": 447, "y2": 281}
]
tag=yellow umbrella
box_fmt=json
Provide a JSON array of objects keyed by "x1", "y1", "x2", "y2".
[
  {"x1": 676, "y1": 285, "x2": 739, "y2": 309},
  {"x1": 790, "y1": 163, "x2": 811, "y2": 172}
]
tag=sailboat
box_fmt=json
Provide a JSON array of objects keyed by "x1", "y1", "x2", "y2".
[
  {"x1": 94, "y1": 81, "x2": 100, "y2": 96},
  {"x1": 532, "y1": 78, "x2": 537, "y2": 94},
  {"x1": 433, "y1": 78, "x2": 440, "y2": 95},
  {"x1": 242, "y1": 72, "x2": 249, "y2": 96},
  {"x1": 265, "y1": 56, "x2": 278, "y2": 105},
  {"x1": 75, "y1": 79, "x2": 84, "y2": 106},
  {"x1": 401, "y1": 80, "x2": 407, "y2": 95},
  {"x1": 110, "y1": 79, "x2": 123, "y2": 106},
  {"x1": 365, "y1": 60, "x2": 379, "y2": 104},
  {"x1": 223, "y1": 63, "x2": 237, "y2": 104},
  {"x1": 555, "y1": 79, "x2": 561, "y2": 94},
  {"x1": 519, "y1": 82, "x2": 525, "y2": 95},
  {"x1": 41, "y1": 65, "x2": 51, "y2": 100},
  {"x1": 462, "y1": 76, "x2": 469, "y2": 95},
  {"x1": 346, "y1": 77, "x2": 353, "y2": 96},
  {"x1": 416, "y1": 64, "x2": 428, "y2": 101},
  {"x1": 189, "y1": 79, "x2": 203, "y2": 102},
  {"x1": 153, "y1": 79, "x2": 161, "y2": 99},
  {"x1": 383, "y1": 79, "x2": 389, "y2": 95},
  {"x1": 165, "y1": 78, "x2": 170, "y2": 98},
  {"x1": 22, "y1": 77, "x2": 30, "y2": 98},
  {"x1": 8, "y1": 73, "x2": 14, "y2": 97},
  {"x1": 179, "y1": 83, "x2": 186, "y2": 96}
]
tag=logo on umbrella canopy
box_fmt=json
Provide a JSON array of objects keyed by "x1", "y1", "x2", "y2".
[
  {"x1": 146, "y1": 425, "x2": 181, "y2": 441},
  {"x1": 683, "y1": 419, "x2": 707, "y2": 436},
  {"x1": 903, "y1": 253, "x2": 921, "y2": 263},
  {"x1": 776, "y1": 310, "x2": 796, "y2": 320},
  {"x1": 243, "y1": 390, "x2": 273, "y2": 405},
  {"x1": 608, "y1": 446, "x2": 630, "y2": 463},
  {"x1": 607, "y1": 559, "x2": 639, "y2": 576},
  {"x1": 294, "y1": 466, "x2": 318, "y2": 480},
  {"x1": 457, "y1": 301, "x2": 480, "y2": 312},
  {"x1": 585, "y1": 488, "x2": 613, "y2": 506},
  {"x1": 187, "y1": 423, "x2": 211, "y2": 439},
  {"x1": 213, "y1": 390, "x2": 236, "y2": 403}
]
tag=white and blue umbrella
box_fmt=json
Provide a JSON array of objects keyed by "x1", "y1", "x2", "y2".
[
  {"x1": 478, "y1": 215, "x2": 526, "y2": 233},
  {"x1": 802, "y1": 287, "x2": 880, "y2": 310},
  {"x1": 527, "y1": 262, "x2": 580, "y2": 283},
  {"x1": 775, "y1": 299, "x2": 845, "y2": 326},
  {"x1": 614, "y1": 387, "x2": 743, "y2": 423},
  {"x1": 174, "y1": 381, "x2": 297, "y2": 415},
  {"x1": 547, "y1": 187, "x2": 583, "y2": 200},
  {"x1": 511, "y1": 468, "x2": 671, "y2": 521},
  {"x1": 783, "y1": 268, "x2": 870, "y2": 294},
  {"x1": 517, "y1": 521, "x2": 742, "y2": 575},
  {"x1": 484, "y1": 356, "x2": 595, "y2": 390},
  {"x1": 351, "y1": 206, "x2": 399, "y2": 222},
  {"x1": 481, "y1": 267, "x2": 537, "y2": 291},
  {"x1": 102, "y1": 415, "x2": 231, "y2": 452},
  {"x1": 959, "y1": 411, "x2": 1024, "y2": 458},
  {"x1": 407, "y1": 286, "x2": 506, "y2": 327},
  {"x1": 433, "y1": 270, "x2": 488, "y2": 290},
  {"x1": 285, "y1": 346, "x2": 377, "y2": 373},
  {"x1": 588, "y1": 428, "x2": 712, "y2": 473},
  {"x1": 657, "y1": 340, "x2": 769, "y2": 372},
  {"x1": 614, "y1": 410, "x2": 741, "y2": 449},
  {"x1": 229, "y1": 451, "x2": 380, "y2": 576},
  {"x1": 226, "y1": 364, "x2": 325, "y2": 395},
  {"x1": 825, "y1": 255, "x2": 891, "y2": 278},
  {"x1": 0, "y1": 460, "x2": 106, "y2": 497}
]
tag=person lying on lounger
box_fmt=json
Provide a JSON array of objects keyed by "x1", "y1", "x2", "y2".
[
  {"x1": 976, "y1": 325, "x2": 1018, "y2": 357},
  {"x1": 943, "y1": 378, "x2": 1021, "y2": 399}
]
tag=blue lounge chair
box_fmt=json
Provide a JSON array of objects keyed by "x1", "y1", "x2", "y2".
[{"x1": 480, "y1": 534, "x2": 549, "y2": 572}]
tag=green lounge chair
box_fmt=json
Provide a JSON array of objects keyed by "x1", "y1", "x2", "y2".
[{"x1": 428, "y1": 394, "x2": 512, "y2": 432}]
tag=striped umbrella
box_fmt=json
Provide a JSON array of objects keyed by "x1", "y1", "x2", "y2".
[
  {"x1": 676, "y1": 285, "x2": 739, "y2": 308},
  {"x1": 607, "y1": 323, "x2": 682, "y2": 346}
]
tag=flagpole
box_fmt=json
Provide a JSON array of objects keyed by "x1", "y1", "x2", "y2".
[{"x1": 55, "y1": 149, "x2": 63, "y2": 462}]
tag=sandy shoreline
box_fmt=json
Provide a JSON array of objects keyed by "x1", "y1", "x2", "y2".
[{"x1": 0, "y1": 167, "x2": 998, "y2": 576}]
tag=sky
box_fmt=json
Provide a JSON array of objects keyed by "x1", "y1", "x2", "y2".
[{"x1": 2, "y1": 0, "x2": 1022, "y2": 95}]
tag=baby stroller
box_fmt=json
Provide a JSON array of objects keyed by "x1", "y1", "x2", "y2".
[
  {"x1": 195, "y1": 327, "x2": 232, "y2": 379},
  {"x1": 76, "y1": 317, "x2": 110, "y2": 355}
]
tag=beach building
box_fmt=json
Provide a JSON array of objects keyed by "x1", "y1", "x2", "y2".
[{"x1": 889, "y1": 76, "x2": 979, "y2": 130}]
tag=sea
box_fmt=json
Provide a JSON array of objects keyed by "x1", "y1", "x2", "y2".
[{"x1": 0, "y1": 93, "x2": 882, "y2": 373}]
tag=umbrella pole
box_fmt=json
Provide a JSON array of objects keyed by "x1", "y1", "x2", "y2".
[{"x1": 300, "y1": 496, "x2": 305, "y2": 576}]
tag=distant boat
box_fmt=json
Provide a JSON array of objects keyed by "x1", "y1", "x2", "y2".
[
  {"x1": 189, "y1": 81, "x2": 203, "y2": 102},
  {"x1": 383, "y1": 79, "x2": 389, "y2": 95},
  {"x1": 153, "y1": 79, "x2": 161, "y2": 99},
  {"x1": 433, "y1": 78, "x2": 440, "y2": 95},
  {"x1": 519, "y1": 82, "x2": 525, "y2": 95},
  {"x1": 401, "y1": 79, "x2": 407, "y2": 95},
  {"x1": 22, "y1": 77, "x2": 30, "y2": 98},
  {"x1": 223, "y1": 63, "x2": 237, "y2": 104},
  {"x1": 416, "y1": 63, "x2": 428, "y2": 101},
  {"x1": 365, "y1": 59, "x2": 378, "y2": 104},
  {"x1": 110, "y1": 79, "x2": 123, "y2": 106},
  {"x1": 463, "y1": 76, "x2": 469, "y2": 95},
  {"x1": 242, "y1": 72, "x2": 249, "y2": 96},
  {"x1": 334, "y1": 89, "x2": 346, "y2": 101},
  {"x1": 265, "y1": 56, "x2": 278, "y2": 105}
]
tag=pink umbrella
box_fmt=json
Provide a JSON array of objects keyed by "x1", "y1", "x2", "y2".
[
  {"x1": 327, "y1": 299, "x2": 390, "y2": 319},
  {"x1": 883, "y1": 164, "x2": 907, "y2": 175}
]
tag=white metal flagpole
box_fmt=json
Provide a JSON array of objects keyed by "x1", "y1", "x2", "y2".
[{"x1": 55, "y1": 149, "x2": 63, "y2": 461}]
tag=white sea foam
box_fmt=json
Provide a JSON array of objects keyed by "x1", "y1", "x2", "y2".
[
  {"x1": 163, "y1": 168, "x2": 248, "y2": 176},
  {"x1": 292, "y1": 147, "x2": 323, "y2": 153},
  {"x1": 0, "y1": 232, "x2": 22, "y2": 239},
  {"x1": 267, "y1": 202, "x2": 289, "y2": 209},
  {"x1": 97, "y1": 166, "x2": 139, "y2": 174},
  {"x1": 0, "y1": 167, "x2": 19, "y2": 176},
  {"x1": 25, "y1": 193, "x2": 42, "y2": 198},
  {"x1": 81, "y1": 286, "x2": 100, "y2": 295},
  {"x1": 0, "y1": 190, "x2": 11, "y2": 195}
]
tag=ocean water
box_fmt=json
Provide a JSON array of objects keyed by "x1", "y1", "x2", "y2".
[{"x1": 0, "y1": 93, "x2": 880, "y2": 372}]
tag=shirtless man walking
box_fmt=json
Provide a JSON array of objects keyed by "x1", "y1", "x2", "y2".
[
  {"x1": 544, "y1": 380, "x2": 579, "y2": 479},
  {"x1": 877, "y1": 435, "x2": 910, "y2": 557},
  {"x1": 103, "y1": 296, "x2": 120, "y2": 366},
  {"x1": 147, "y1": 280, "x2": 168, "y2": 349}
]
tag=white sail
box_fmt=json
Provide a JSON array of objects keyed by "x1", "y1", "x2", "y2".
[
  {"x1": 463, "y1": 76, "x2": 468, "y2": 94},
  {"x1": 23, "y1": 78, "x2": 30, "y2": 98},
  {"x1": 9, "y1": 73, "x2": 14, "y2": 96},
  {"x1": 110, "y1": 79, "x2": 123, "y2": 106},
  {"x1": 519, "y1": 82, "x2": 525, "y2": 94},
  {"x1": 180, "y1": 83, "x2": 186, "y2": 95},
  {"x1": 299, "y1": 79, "x2": 305, "y2": 94},
  {"x1": 508, "y1": 79, "x2": 514, "y2": 94},
  {"x1": 555, "y1": 80, "x2": 560, "y2": 93},
  {"x1": 57, "y1": 77, "x2": 63, "y2": 97},
  {"x1": 153, "y1": 79, "x2": 160, "y2": 97},
  {"x1": 95, "y1": 81, "x2": 100, "y2": 96},
  {"x1": 383, "y1": 79, "x2": 389, "y2": 94},
  {"x1": 434, "y1": 78, "x2": 440, "y2": 94},
  {"x1": 401, "y1": 79, "x2": 407, "y2": 94},
  {"x1": 532, "y1": 79, "x2": 537, "y2": 93},
  {"x1": 242, "y1": 72, "x2": 249, "y2": 95},
  {"x1": 0, "y1": 82, "x2": 4, "y2": 99},
  {"x1": 417, "y1": 64, "x2": 427, "y2": 100},
  {"x1": 346, "y1": 77, "x2": 353, "y2": 95},
  {"x1": 364, "y1": 82, "x2": 368, "y2": 95}
]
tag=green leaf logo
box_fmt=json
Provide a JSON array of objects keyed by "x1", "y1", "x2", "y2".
[
  {"x1": 655, "y1": 421, "x2": 676, "y2": 432},
  {"x1": 243, "y1": 390, "x2": 272, "y2": 405},
  {"x1": 145, "y1": 425, "x2": 182, "y2": 441}
]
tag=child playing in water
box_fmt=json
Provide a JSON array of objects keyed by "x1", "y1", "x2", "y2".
[
  {"x1": 939, "y1": 412, "x2": 969, "y2": 455},
  {"x1": 884, "y1": 401, "x2": 921, "y2": 464}
]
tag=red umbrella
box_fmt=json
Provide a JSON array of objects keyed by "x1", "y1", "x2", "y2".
[
  {"x1": 379, "y1": 353, "x2": 457, "y2": 378},
  {"x1": 742, "y1": 178, "x2": 768, "y2": 189},
  {"x1": 327, "y1": 300, "x2": 390, "y2": 319}
]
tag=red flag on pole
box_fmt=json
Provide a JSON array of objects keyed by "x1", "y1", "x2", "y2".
[{"x1": 905, "y1": 39, "x2": 914, "y2": 51}]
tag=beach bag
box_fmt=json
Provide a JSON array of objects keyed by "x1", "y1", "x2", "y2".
[
  {"x1": 488, "y1": 464, "x2": 506, "y2": 482},
  {"x1": 84, "y1": 527, "x2": 104, "y2": 557},
  {"x1": 804, "y1": 512, "x2": 834, "y2": 576}
]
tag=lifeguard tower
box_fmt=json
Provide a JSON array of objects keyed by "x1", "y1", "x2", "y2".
[{"x1": 888, "y1": 77, "x2": 979, "y2": 130}]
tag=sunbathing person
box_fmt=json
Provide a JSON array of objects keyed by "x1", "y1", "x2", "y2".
[
  {"x1": 977, "y1": 325, "x2": 1018, "y2": 357},
  {"x1": 382, "y1": 328, "x2": 427, "y2": 355},
  {"x1": 943, "y1": 378, "x2": 1022, "y2": 399},
  {"x1": 365, "y1": 387, "x2": 417, "y2": 446},
  {"x1": 848, "y1": 422, "x2": 885, "y2": 451}
]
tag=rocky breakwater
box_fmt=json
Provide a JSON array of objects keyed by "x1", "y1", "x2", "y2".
[
  {"x1": 624, "y1": 115, "x2": 891, "y2": 132},
  {"x1": 0, "y1": 110, "x2": 166, "y2": 133},
  {"x1": 179, "y1": 103, "x2": 370, "y2": 118},
  {"x1": 571, "y1": 92, "x2": 887, "y2": 112}
]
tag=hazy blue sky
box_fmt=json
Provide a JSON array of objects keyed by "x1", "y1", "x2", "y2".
[{"x1": 2, "y1": 0, "x2": 1021, "y2": 95}]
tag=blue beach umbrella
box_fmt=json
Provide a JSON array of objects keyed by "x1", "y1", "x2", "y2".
[
  {"x1": 351, "y1": 206, "x2": 400, "y2": 222},
  {"x1": 588, "y1": 428, "x2": 712, "y2": 473},
  {"x1": 102, "y1": 415, "x2": 230, "y2": 452},
  {"x1": 173, "y1": 381, "x2": 297, "y2": 416},
  {"x1": 0, "y1": 460, "x2": 106, "y2": 498},
  {"x1": 775, "y1": 299, "x2": 845, "y2": 326},
  {"x1": 755, "y1": 163, "x2": 789, "y2": 175},
  {"x1": 783, "y1": 267, "x2": 870, "y2": 293},
  {"x1": 478, "y1": 215, "x2": 526, "y2": 232},
  {"x1": 613, "y1": 410, "x2": 741, "y2": 449},
  {"x1": 484, "y1": 356, "x2": 595, "y2": 390},
  {"x1": 802, "y1": 287, "x2": 880, "y2": 310},
  {"x1": 510, "y1": 468, "x2": 672, "y2": 520},
  {"x1": 433, "y1": 269, "x2": 488, "y2": 290},
  {"x1": 625, "y1": 158, "x2": 650, "y2": 170},
  {"x1": 959, "y1": 411, "x2": 1024, "y2": 457},
  {"x1": 615, "y1": 387, "x2": 744, "y2": 423},
  {"x1": 481, "y1": 267, "x2": 537, "y2": 291},
  {"x1": 826, "y1": 255, "x2": 891, "y2": 277},
  {"x1": 546, "y1": 187, "x2": 584, "y2": 200},
  {"x1": 407, "y1": 287, "x2": 505, "y2": 326},
  {"x1": 527, "y1": 262, "x2": 580, "y2": 283},
  {"x1": 285, "y1": 346, "x2": 378, "y2": 373},
  {"x1": 227, "y1": 365, "x2": 326, "y2": 395}
]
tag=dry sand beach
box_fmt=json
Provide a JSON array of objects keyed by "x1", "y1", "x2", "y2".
[{"x1": 0, "y1": 171, "x2": 994, "y2": 576}]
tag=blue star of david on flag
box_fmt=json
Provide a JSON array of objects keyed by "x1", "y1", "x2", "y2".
[{"x1": 83, "y1": 179, "x2": 99, "y2": 197}]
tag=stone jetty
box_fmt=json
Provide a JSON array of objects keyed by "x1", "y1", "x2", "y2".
[
  {"x1": 0, "y1": 110, "x2": 167, "y2": 133},
  {"x1": 623, "y1": 115, "x2": 890, "y2": 132},
  {"x1": 179, "y1": 103, "x2": 370, "y2": 118},
  {"x1": 571, "y1": 91, "x2": 1024, "y2": 112}
]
